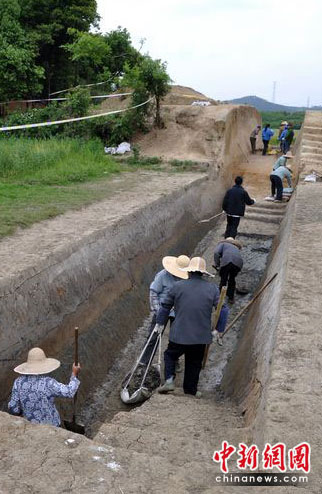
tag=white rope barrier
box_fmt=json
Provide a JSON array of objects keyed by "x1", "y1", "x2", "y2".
[
  {"x1": 0, "y1": 97, "x2": 153, "y2": 132},
  {"x1": 49, "y1": 79, "x2": 112, "y2": 96},
  {"x1": 0, "y1": 92, "x2": 132, "y2": 105}
]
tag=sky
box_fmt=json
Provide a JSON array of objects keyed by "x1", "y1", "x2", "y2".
[{"x1": 97, "y1": 0, "x2": 322, "y2": 108}]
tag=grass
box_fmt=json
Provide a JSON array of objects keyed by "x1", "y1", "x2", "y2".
[
  {"x1": 260, "y1": 111, "x2": 304, "y2": 130},
  {"x1": 0, "y1": 182, "x2": 119, "y2": 237},
  {"x1": 0, "y1": 138, "x2": 204, "y2": 238},
  {"x1": 0, "y1": 137, "x2": 121, "y2": 185},
  {"x1": 0, "y1": 137, "x2": 126, "y2": 237}
]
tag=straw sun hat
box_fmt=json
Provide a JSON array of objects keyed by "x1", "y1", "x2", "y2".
[
  {"x1": 162, "y1": 255, "x2": 190, "y2": 279},
  {"x1": 14, "y1": 347, "x2": 60, "y2": 375},
  {"x1": 181, "y1": 256, "x2": 212, "y2": 276}
]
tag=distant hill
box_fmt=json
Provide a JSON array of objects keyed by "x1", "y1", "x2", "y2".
[{"x1": 227, "y1": 95, "x2": 322, "y2": 112}]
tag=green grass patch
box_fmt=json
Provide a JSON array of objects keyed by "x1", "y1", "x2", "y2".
[
  {"x1": 0, "y1": 137, "x2": 121, "y2": 185},
  {"x1": 0, "y1": 181, "x2": 122, "y2": 238},
  {"x1": 260, "y1": 111, "x2": 304, "y2": 130},
  {"x1": 0, "y1": 137, "x2": 126, "y2": 237}
]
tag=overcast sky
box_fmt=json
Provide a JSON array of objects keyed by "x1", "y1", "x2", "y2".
[{"x1": 97, "y1": 0, "x2": 322, "y2": 107}]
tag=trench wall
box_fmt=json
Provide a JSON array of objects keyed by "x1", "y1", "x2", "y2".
[{"x1": 0, "y1": 104, "x2": 261, "y2": 407}]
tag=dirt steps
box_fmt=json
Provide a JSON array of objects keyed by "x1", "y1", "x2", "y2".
[{"x1": 300, "y1": 118, "x2": 322, "y2": 175}]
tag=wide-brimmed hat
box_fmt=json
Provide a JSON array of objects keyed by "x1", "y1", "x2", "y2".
[
  {"x1": 220, "y1": 237, "x2": 242, "y2": 249},
  {"x1": 14, "y1": 347, "x2": 61, "y2": 375},
  {"x1": 181, "y1": 256, "x2": 212, "y2": 276},
  {"x1": 283, "y1": 151, "x2": 293, "y2": 159},
  {"x1": 281, "y1": 121, "x2": 288, "y2": 125},
  {"x1": 162, "y1": 255, "x2": 190, "y2": 279}
]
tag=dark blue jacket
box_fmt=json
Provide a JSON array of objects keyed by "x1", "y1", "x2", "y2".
[
  {"x1": 156, "y1": 274, "x2": 229, "y2": 344},
  {"x1": 222, "y1": 184, "x2": 254, "y2": 216}
]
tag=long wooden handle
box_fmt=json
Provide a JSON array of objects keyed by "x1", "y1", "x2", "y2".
[
  {"x1": 202, "y1": 286, "x2": 227, "y2": 369},
  {"x1": 213, "y1": 286, "x2": 227, "y2": 327},
  {"x1": 74, "y1": 327, "x2": 79, "y2": 365},
  {"x1": 222, "y1": 273, "x2": 278, "y2": 337},
  {"x1": 199, "y1": 211, "x2": 224, "y2": 223}
]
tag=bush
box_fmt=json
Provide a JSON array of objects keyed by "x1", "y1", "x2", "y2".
[{"x1": 0, "y1": 88, "x2": 149, "y2": 144}]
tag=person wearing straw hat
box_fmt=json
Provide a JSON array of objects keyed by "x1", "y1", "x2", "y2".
[
  {"x1": 213, "y1": 238, "x2": 243, "y2": 304},
  {"x1": 156, "y1": 257, "x2": 228, "y2": 396},
  {"x1": 272, "y1": 151, "x2": 293, "y2": 171},
  {"x1": 140, "y1": 255, "x2": 190, "y2": 366},
  {"x1": 8, "y1": 348, "x2": 80, "y2": 427}
]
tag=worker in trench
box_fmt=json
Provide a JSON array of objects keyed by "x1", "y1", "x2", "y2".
[
  {"x1": 269, "y1": 161, "x2": 293, "y2": 203},
  {"x1": 139, "y1": 255, "x2": 190, "y2": 370},
  {"x1": 222, "y1": 176, "x2": 256, "y2": 238},
  {"x1": 213, "y1": 237, "x2": 243, "y2": 305},
  {"x1": 155, "y1": 257, "x2": 228, "y2": 397},
  {"x1": 8, "y1": 348, "x2": 80, "y2": 427}
]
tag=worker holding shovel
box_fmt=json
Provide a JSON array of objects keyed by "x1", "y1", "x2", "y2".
[
  {"x1": 213, "y1": 237, "x2": 243, "y2": 304},
  {"x1": 140, "y1": 255, "x2": 190, "y2": 367},
  {"x1": 156, "y1": 257, "x2": 228, "y2": 397},
  {"x1": 8, "y1": 347, "x2": 80, "y2": 427}
]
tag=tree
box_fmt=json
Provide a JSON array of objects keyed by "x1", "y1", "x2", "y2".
[
  {"x1": 105, "y1": 28, "x2": 142, "y2": 76},
  {"x1": 124, "y1": 56, "x2": 171, "y2": 127},
  {"x1": 64, "y1": 30, "x2": 112, "y2": 86},
  {"x1": 0, "y1": 0, "x2": 44, "y2": 101},
  {"x1": 64, "y1": 27, "x2": 142, "y2": 89},
  {"x1": 18, "y1": 0, "x2": 99, "y2": 95}
]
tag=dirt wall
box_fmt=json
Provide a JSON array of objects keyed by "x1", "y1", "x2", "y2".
[
  {"x1": 221, "y1": 118, "x2": 303, "y2": 446},
  {"x1": 134, "y1": 104, "x2": 260, "y2": 167}
]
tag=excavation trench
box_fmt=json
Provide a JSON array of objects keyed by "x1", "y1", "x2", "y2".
[{"x1": 80, "y1": 217, "x2": 277, "y2": 437}]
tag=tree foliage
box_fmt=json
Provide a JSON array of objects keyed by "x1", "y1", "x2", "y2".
[
  {"x1": 124, "y1": 57, "x2": 171, "y2": 127},
  {"x1": 0, "y1": 0, "x2": 44, "y2": 100},
  {"x1": 64, "y1": 27, "x2": 142, "y2": 88},
  {"x1": 17, "y1": 0, "x2": 99, "y2": 95}
]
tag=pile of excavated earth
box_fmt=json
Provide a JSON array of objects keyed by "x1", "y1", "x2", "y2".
[{"x1": 0, "y1": 86, "x2": 321, "y2": 493}]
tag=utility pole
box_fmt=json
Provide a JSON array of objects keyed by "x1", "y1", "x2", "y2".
[
  {"x1": 272, "y1": 81, "x2": 277, "y2": 103},
  {"x1": 307, "y1": 96, "x2": 310, "y2": 109}
]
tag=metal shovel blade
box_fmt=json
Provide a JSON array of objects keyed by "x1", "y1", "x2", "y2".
[
  {"x1": 120, "y1": 386, "x2": 151, "y2": 404},
  {"x1": 64, "y1": 415, "x2": 85, "y2": 435}
]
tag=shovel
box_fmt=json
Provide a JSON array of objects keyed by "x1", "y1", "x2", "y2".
[
  {"x1": 64, "y1": 327, "x2": 85, "y2": 435},
  {"x1": 198, "y1": 211, "x2": 224, "y2": 223},
  {"x1": 202, "y1": 286, "x2": 227, "y2": 368}
]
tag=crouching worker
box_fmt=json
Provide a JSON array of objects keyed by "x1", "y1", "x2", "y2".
[
  {"x1": 213, "y1": 237, "x2": 243, "y2": 304},
  {"x1": 156, "y1": 257, "x2": 228, "y2": 397},
  {"x1": 8, "y1": 347, "x2": 80, "y2": 427}
]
